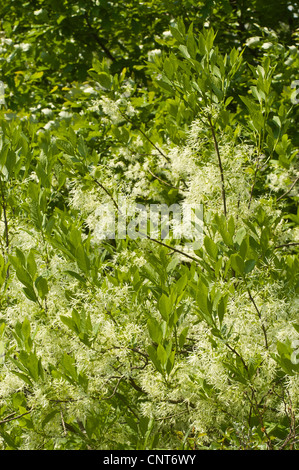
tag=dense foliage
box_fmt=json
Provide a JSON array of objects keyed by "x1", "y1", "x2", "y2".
[{"x1": 0, "y1": 0, "x2": 298, "y2": 450}]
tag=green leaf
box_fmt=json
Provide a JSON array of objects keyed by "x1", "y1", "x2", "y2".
[
  {"x1": 163, "y1": 58, "x2": 174, "y2": 80},
  {"x1": 217, "y1": 295, "x2": 228, "y2": 326},
  {"x1": 186, "y1": 25, "x2": 196, "y2": 58},
  {"x1": 173, "y1": 274, "x2": 188, "y2": 301},
  {"x1": 64, "y1": 270, "x2": 87, "y2": 284},
  {"x1": 61, "y1": 353, "x2": 78, "y2": 382},
  {"x1": 23, "y1": 286, "x2": 38, "y2": 303},
  {"x1": 42, "y1": 409, "x2": 60, "y2": 429},
  {"x1": 75, "y1": 245, "x2": 90, "y2": 274},
  {"x1": 179, "y1": 327, "x2": 189, "y2": 349}
]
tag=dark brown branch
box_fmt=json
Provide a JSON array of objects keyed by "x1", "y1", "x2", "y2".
[
  {"x1": 0, "y1": 409, "x2": 32, "y2": 425},
  {"x1": 247, "y1": 287, "x2": 268, "y2": 349},
  {"x1": 207, "y1": 115, "x2": 227, "y2": 217},
  {"x1": 224, "y1": 343, "x2": 248, "y2": 371},
  {"x1": 146, "y1": 235, "x2": 201, "y2": 264},
  {"x1": 118, "y1": 110, "x2": 170, "y2": 163},
  {"x1": 147, "y1": 168, "x2": 178, "y2": 188},
  {"x1": 102, "y1": 375, "x2": 125, "y2": 400},
  {"x1": 274, "y1": 242, "x2": 299, "y2": 250},
  {"x1": 90, "y1": 175, "x2": 119, "y2": 210}
]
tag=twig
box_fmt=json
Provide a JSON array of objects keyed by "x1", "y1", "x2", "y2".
[
  {"x1": 248, "y1": 160, "x2": 259, "y2": 210},
  {"x1": 118, "y1": 110, "x2": 170, "y2": 163},
  {"x1": 90, "y1": 175, "x2": 119, "y2": 210},
  {"x1": 102, "y1": 375, "x2": 125, "y2": 400},
  {"x1": 147, "y1": 168, "x2": 178, "y2": 188},
  {"x1": 225, "y1": 342, "x2": 248, "y2": 371},
  {"x1": 60, "y1": 410, "x2": 67, "y2": 436},
  {"x1": 0, "y1": 177, "x2": 10, "y2": 279},
  {"x1": 207, "y1": 115, "x2": 227, "y2": 217},
  {"x1": 278, "y1": 390, "x2": 297, "y2": 450},
  {"x1": 0, "y1": 409, "x2": 32, "y2": 425},
  {"x1": 276, "y1": 176, "x2": 299, "y2": 202},
  {"x1": 146, "y1": 235, "x2": 201, "y2": 263},
  {"x1": 84, "y1": 13, "x2": 115, "y2": 62}
]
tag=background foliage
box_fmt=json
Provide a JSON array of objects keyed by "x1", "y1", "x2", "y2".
[{"x1": 0, "y1": 0, "x2": 298, "y2": 450}]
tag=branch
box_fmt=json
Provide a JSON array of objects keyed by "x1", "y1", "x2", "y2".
[
  {"x1": 276, "y1": 176, "x2": 299, "y2": 202},
  {"x1": 0, "y1": 177, "x2": 10, "y2": 279},
  {"x1": 147, "y1": 168, "x2": 179, "y2": 188},
  {"x1": 118, "y1": 110, "x2": 170, "y2": 163},
  {"x1": 274, "y1": 242, "x2": 299, "y2": 250},
  {"x1": 247, "y1": 287, "x2": 268, "y2": 349},
  {"x1": 90, "y1": 175, "x2": 119, "y2": 210},
  {"x1": 146, "y1": 235, "x2": 201, "y2": 264},
  {"x1": 102, "y1": 375, "x2": 125, "y2": 400},
  {"x1": 207, "y1": 115, "x2": 227, "y2": 217}
]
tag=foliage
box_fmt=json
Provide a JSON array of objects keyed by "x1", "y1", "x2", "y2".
[{"x1": 0, "y1": 0, "x2": 298, "y2": 450}]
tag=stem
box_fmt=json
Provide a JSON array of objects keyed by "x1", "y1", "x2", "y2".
[
  {"x1": 0, "y1": 177, "x2": 9, "y2": 253},
  {"x1": 119, "y1": 110, "x2": 170, "y2": 163},
  {"x1": 274, "y1": 242, "x2": 299, "y2": 249},
  {"x1": 147, "y1": 168, "x2": 179, "y2": 188},
  {"x1": 276, "y1": 176, "x2": 299, "y2": 202},
  {"x1": 0, "y1": 176, "x2": 10, "y2": 280},
  {"x1": 224, "y1": 342, "x2": 248, "y2": 371},
  {"x1": 90, "y1": 175, "x2": 119, "y2": 210},
  {"x1": 248, "y1": 155, "x2": 260, "y2": 210},
  {"x1": 84, "y1": 13, "x2": 115, "y2": 62},
  {"x1": 146, "y1": 235, "x2": 201, "y2": 264},
  {"x1": 102, "y1": 376, "x2": 125, "y2": 400},
  {"x1": 0, "y1": 409, "x2": 32, "y2": 425},
  {"x1": 207, "y1": 115, "x2": 227, "y2": 217}
]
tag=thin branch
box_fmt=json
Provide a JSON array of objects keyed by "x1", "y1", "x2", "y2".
[
  {"x1": 248, "y1": 157, "x2": 260, "y2": 210},
  {"x1": 60, "y1": 410, "x2": 67, "y2": 436},
  {"x1": 90, "y1": 175, "x2": 119, "y2": 210},
  {"x1": 128, "y1": 377, "x2": 144, "y2": 393},
  {"x1": 128, "y1": 347, "x2": 149, "y2": 359},
  {"x1": 207, "y1": 115, "x2": 227, "y2": 217},
  {"x1": 102, "y1": 375, "x2": 125, "y2": 400},
  {"x1": 274, "y1": 242, "x2": 299, "y2": 250},
  {"x1": 118, "y1": 110, "x2": 170, "y2": 163},
  {"x1": 0, "y1": 177, "x2": 10, "y2": 280},
  {"x1": 146, "y1": 235, "x2": 201, "y2": 264},
  {"x1": 147, "y1": 168, "x2": 179, "y2": 188},
  {"x1": 0, "y1": 409, "x2": 32, "y2": 425},
  {"x1": 276, "y1": 176, "x2": 299, "y2": 202},
  {"x1": 247, "y1": 287, "x2": 268, "y2": 349},
  {"x1": 224, "y1": 342, "x2": 249, "y2": 371}
]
